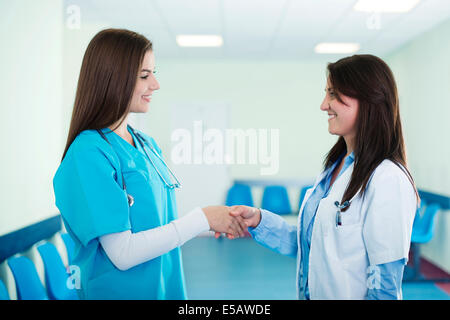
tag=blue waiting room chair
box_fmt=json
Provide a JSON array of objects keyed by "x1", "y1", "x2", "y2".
[
  {"x1": 60, "y1": 232, "x2": 75, "y2": 265},
  {"x1": 0, "y1": 279, "x2": 10, "y2": 300},
  {"x1": 261, "y1": 185, "x2": 292, "y2": 215},
  {"x1": 404, "y1": 202, "x2": 449, "y2": 282},
  {"x1": 225, "y1": 184, "x2": 254, "y2": 207},
  {"x1": 7, "y1": 255, "x2": 48, "y2": 300},
  {"x1": 37, "y1": 242, "x2": 79, "y2": 300}
]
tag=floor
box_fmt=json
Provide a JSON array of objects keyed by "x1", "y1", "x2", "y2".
[{"x1": 182, "y1": 236, "x2": 450, "y2": 300}]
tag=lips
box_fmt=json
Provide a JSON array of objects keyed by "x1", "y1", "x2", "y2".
[
  {"x1": 328, "y1": 113, "x2": 337, "y2": 120},
  {"x1": 142, "y1": 95, "x2": 152, "y2": 102}
]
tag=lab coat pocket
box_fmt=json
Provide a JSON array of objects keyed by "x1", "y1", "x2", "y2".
[
  {"x1": 339, "y1": 202, "x2": 363, "y2": 226},
  {"x1": 334, "y1": 223, "x2": 366, "y2": 262}
]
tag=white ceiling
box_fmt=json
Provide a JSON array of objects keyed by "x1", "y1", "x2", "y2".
[{"x1": 69, "y1": 0, "x2": 450, "y2": 60}]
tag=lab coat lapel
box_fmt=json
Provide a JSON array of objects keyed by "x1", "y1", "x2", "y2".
[
  {"x1": 326, "y1": 161, "x2": 355, "y2": 201},
  {"x1": 300, "y1": 168, "x2": 332, "y2": 231}
]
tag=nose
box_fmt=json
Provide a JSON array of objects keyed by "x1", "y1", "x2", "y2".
[
  {"x1": 149, "y1": 74, "x2": 160, "y2": 91},
  {"x1": 320, "y1": 96, "x2": 329, "y2": 111}
]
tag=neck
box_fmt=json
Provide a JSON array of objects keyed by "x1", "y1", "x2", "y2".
[
  {"x1": 344, "y1": 135, "x2": 355, "y2": 158},
  {"x1": 109, "y1": 115, "x2": 129, "y2": 137}
]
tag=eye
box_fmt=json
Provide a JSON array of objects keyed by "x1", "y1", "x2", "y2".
[{"x1": 140, "y1": 70, "x2": 156, "y2": 79}]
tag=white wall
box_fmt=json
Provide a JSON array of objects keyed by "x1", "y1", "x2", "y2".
[
  {"x1": 139, "y1": 58, "x2": 338, "y2": 213},
  {"x1": 0, "y1": 0, "x2": 64, "y2": 236},
  {"x1": 147, "y1": 58, "x2": 336, "y2": 181}
]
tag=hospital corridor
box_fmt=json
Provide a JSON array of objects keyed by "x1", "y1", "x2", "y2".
[{"x1": 0, "y1": 0, "x2": 449, "y2": 305}]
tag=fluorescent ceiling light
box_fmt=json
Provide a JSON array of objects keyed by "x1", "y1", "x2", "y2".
[
  {"x1": 314, "y1": 43, "x2": 360, "y2": 54},
  {"x1": 176, "y1": 35, "x2": 223, "y2": 47},
  {"x1": 354, "y1": 0, "x2": 420, "y2": 13}
]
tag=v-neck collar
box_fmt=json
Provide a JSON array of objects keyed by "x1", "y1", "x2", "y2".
[
  {"x1": 102, "y1": 126, "x2": 145, "y2": 155},
  {"x1": 127, "y1": 126, "x2": 141, "y2": 151}
]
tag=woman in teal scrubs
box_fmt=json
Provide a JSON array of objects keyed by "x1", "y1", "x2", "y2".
[{"x1": 53, "y1": 29, "x2": 245, "y2": 300}]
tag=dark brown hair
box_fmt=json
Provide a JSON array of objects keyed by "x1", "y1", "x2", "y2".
[
  {"x1": 324, "y1": 54, "x2": 419, "y2": 209},
  {"x1": 61, "y1": 28, "x2": 152, "y2": 160}
]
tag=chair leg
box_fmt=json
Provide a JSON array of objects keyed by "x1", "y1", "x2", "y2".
[
  {"x1": 403, "y1": 243, "x2": 422, "y2": 282},
  {"x1": 412, "y1": 243, "x2": 421, "y2": 280}
]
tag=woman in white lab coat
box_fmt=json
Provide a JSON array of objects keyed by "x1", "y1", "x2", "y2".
[{"x1": 227, "y1": 54, "x2": 419, "y2": 300}]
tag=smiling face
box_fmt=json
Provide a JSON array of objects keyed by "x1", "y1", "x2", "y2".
[
  {"x1": 320, "y1": 78, "x2": 359, "y2": 146},
  {"x1": 129, "y1": 50, "x2": 160, "y2": 113}
]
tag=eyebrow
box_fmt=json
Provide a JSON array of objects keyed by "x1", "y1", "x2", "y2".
[{"x1": 141, "y1": 69, "x2": 153, "y2": 73}]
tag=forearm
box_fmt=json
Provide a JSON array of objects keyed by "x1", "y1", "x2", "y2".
[
  {"x1": 366, "y1": 258, "x2": 406, "y2": 300},
  {"x1": 248, "y1": 209, "x2": 298, "y2": 257},
  {"x1": 99, "y1": 207, "x2": 210, "y2": 271}
]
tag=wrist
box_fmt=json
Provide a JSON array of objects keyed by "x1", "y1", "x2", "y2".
[
  {"x1": 251, "y1": 208, "x2": 262, "y2": 228},
  {"x1": 201, "y1": 207, "x2": 213, "y2": 230}
]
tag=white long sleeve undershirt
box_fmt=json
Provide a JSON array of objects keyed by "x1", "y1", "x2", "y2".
[{"x1": 98, "y1": 207, "x2": 210, "y2": 271}]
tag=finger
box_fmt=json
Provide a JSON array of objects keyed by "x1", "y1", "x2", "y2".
[
  {"x1": 228, "y1": 224, "x2": 239, "y2": 238},
  {"x1": 231, "y1": 218, "x2": 245, "y2": 238},
  {"x1": 233, "y1": 217, "x2": 245, "y2": 238},
  {"x1": 236, "y1": 216, "x2": 247, "y2": 230},
  {"x1": 215, "y1": 232, "x2": 221, "y2": 239},
  {"x1": 229, "y1": 206, "x2": 245, "y2": 216},
  {"x1": 229, "y1": 220, "x2": 239, "y2": 238}
]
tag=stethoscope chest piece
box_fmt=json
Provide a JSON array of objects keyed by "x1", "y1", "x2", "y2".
[
  {"x1": 127, "y1": 194, "x2": 135, "y2": 207},
  {"x1": 334, "y1": 200, "x2": 350, "y2": 227}
]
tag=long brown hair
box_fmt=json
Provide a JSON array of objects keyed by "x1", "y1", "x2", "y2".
[
  {"x1": 61, "y1": 28, "x2": 152, "y2": 160},
  {"x1": 324, "y1": 54, "x2": 419, "y2": 209}
]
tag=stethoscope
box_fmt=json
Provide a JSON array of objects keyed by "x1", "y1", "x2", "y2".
[
  {"x1": 97, "y1": 125, "x2": 182, "y2": 207},
  {"x1": 334, "y1": 189, "x2": 362, "y2": 227},
  {"x1": 334, "y1": 200, "x2": 350, "y2": 227}
]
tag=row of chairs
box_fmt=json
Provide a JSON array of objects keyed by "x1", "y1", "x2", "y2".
[
  {"x1": 225, "y1": 183, "x2": 313, "y2": 215},
  {"x1": 0, "y1": 232, "x2": 77, "y2": 300}
]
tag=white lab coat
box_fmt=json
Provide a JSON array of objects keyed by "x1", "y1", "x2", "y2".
[{"x1": 296, "y1": 159, "x2": 417, "y2": 300}]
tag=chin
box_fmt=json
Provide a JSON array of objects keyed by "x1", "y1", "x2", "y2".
[{"x1": 131, "y1": 105, "x2": 149, "y2": 113}]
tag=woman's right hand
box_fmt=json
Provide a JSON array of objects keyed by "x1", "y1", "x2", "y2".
[
  {"x1": 214, "y1": 205, "x2": 261, "y2": 239},
  {"x1": 202, "y1": 206, "x2": 247, "y2": 238},
  {"x1": 229, "y1": 205, "x2": 262, "y2": 229}
]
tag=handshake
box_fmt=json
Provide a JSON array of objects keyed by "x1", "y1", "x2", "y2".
[{"x1": 202, "y1": 205, "x2": 262, "y2": 239}]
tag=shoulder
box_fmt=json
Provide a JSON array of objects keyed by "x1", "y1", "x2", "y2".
[
  {"x1": 370, "y1": 159, "x2": 410, "y2": 184},
  {"x1": 69, "y1": 130, "x2": 109, "y2": 154},
  {"x1": 63, "y1": 129, "x2": 119, "y2": 167},
  {"x1": 367, "y1": 159, "x2": 416, "y2": 202}
]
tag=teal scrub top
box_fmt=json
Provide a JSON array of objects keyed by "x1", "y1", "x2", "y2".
[{"x1": 53, "y1": 127, "x2": 187, "y2": 300}]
